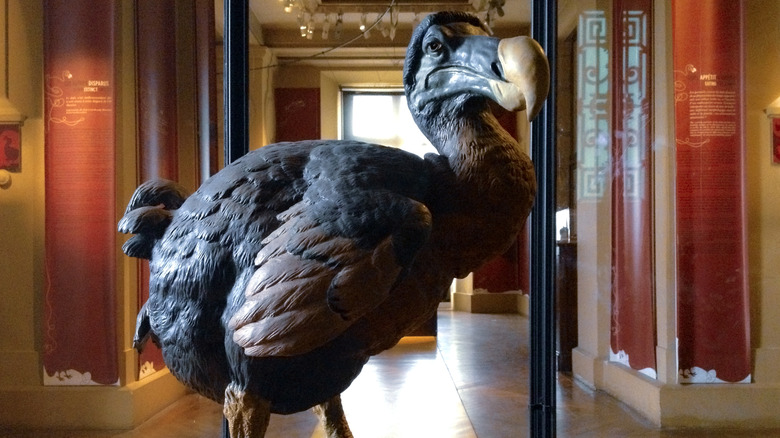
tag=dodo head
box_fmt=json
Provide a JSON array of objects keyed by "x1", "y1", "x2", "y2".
[{"x1": 403, "y1": 11, "x2": 549, "y2": 129}]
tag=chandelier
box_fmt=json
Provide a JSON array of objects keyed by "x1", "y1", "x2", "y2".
[{"x1": 280, "y1": 0, "x2": 507, "y2": 41}]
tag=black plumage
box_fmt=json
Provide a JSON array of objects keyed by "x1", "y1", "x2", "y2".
[{"x1": 119, "y1": 11, "x2": 548, "y2": 438}]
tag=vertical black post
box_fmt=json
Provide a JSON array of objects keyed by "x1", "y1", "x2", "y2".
[
  {"x1": 222, "y1": 2, "x2": 248, "y2": 436},
  {"x1": 224, "y1": 0, "x2": 249, "y2": 165},
  {"x1": 529, "y1": 0, "x2": 557, "y2": 437}
]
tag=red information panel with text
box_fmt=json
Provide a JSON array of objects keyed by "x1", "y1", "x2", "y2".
[
  {"x1": 43, "y1": 0, "x2": 118, "y2": 386},
  {"x1": 673, "y1": 0, "x2": 750, "y2": 383}
]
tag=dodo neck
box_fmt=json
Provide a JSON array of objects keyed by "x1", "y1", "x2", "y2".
[
  {"x1": 433, "y1": 110, "x2": 524, "y2": 180},
  {"x1": 424, "y1": 109, "x2": 535, "y2": 279}
]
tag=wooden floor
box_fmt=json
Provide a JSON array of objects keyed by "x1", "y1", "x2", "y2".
[{"x1": 2, "y1": 306, "x2": 778, "y2": 437}]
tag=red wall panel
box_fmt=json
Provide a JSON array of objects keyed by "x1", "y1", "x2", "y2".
[
  {"x1": 472, "y1": 106, "x2": 526, "y2": 293},
  {"x1": 134, "y1": 0, "x2": 180, "y2": 378},
  {"x1": 43, "y1": 0, "x2": 118, "y2": 385},
  {"x1": 673, "y1": 0, "x2": 750, "y2": 383},
  {"x1": 609, "y1": 0, "x2": 656, "y2": 377},
  {"x1": 275, "y1": 88, "x2": 321, "y2": 142},
  {"x1": 473, "y1": 241, "x2": 522, "y2": 292},
  {"x1": 136, "y1": 0, "x2": 178, "y2": 180}
]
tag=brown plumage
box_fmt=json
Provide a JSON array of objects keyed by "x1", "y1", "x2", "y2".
[{"x1": 119, "y1": 11, "x2": 548, "y2": 438}]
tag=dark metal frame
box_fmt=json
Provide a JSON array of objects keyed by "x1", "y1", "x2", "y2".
[
  {"x1": 530, "y1": 0, "x2": 558, "y2": 436},
  {"x1": 222, "y1": 1, "x2": 249, "y2": 436},
  {"x1": 224, "y1": 0, "x2": 249, "y2": 165},
  {"x1": 221, "y1": 1, "x2": 558, "y2": 436}
]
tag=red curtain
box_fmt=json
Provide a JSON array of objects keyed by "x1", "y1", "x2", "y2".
[
  {"x1": 673, "y1": 0, "x2": 751, "y2": 383},
  {"x1": 43, "y1": 0, "x2": 118, "y2": 385}
]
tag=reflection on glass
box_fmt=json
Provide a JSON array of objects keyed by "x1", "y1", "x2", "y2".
[
  {"x1": 619, "y1": 9, "x2": 650, "y2": 202},
  {"x1": 576, "y1": 10, "x2": 609, "y2": 201}
]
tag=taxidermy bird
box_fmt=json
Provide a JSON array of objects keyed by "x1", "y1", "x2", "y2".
[{"x1": 119, "y1": 11, "x2": 548, "y2": 438}]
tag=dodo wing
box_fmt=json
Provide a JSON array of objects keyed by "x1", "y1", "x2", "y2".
[{"x1": 229, "y1": 145, "x2": 433, "y2": 357}]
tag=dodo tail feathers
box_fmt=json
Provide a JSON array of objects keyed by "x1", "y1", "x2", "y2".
[{"x1": 118, "y1": 179, "x2": 190, "y2": 260}]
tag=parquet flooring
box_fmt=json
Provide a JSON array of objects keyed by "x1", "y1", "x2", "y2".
[{"x1": 2, "y1": 307, "x2": 778, "y2": 437}]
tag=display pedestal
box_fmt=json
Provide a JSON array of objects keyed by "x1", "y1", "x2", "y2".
[{"x1": 0, "y1": 369, "x2": 188, "y2": 429}]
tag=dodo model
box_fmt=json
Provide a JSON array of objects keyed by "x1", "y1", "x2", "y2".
[{"x1": 119, "y1": 11, "x2": 549, "y2": 438}]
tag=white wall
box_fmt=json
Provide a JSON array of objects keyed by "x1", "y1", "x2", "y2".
[{"x1": 745, "y1": 0, "x2": 780, "y2": 385}]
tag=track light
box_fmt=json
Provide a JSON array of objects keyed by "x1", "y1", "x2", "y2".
[
  {"x1": 412, "y1": 12, "x2": 422, "y2": 29},
  {"x1": 389, "y1": 6, "x2": 398, "y2": 40},
  {"x1": 278, "y1": 1, "x2": 505, "y2": 43},
  {"x1": 322, "y1": 14, "x2": 331, "y2": 40},
  {"x1": 491, "y1": 0, "x2": 506, "y2": 17},
  {"x1": 363, "y1": 13, "x2": 372, "y2": 39},
  {"x1": 334, "y1": 12, "x2": 343, "y2": 40}
]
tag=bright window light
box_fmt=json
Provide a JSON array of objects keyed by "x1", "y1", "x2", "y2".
[
  {"x1": 351, "y1": 95, "x2": 395, "y2": 140},
  {"x1": 556, "y1": 208, "x2": 570, "y2": 241},
  {"x1": 342, "y1": 90, "x2": 436, "y2": 157}
]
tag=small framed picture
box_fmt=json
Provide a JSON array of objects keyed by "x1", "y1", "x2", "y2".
[{"x1": 0, "y1": 124, "x2": 21, "y2": 172}]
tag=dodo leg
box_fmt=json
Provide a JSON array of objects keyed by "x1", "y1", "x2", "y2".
[
  {"x1": 223, "y1": 383, "x2": 271, "y2": 438},
  {"x1": 313, "y1": 394, "x2": 354, "y2": 438}
]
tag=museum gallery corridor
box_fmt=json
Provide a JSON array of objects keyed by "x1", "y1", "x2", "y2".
[{"x1": 2, "y1": 307, "x2": 777, "y2": 438}]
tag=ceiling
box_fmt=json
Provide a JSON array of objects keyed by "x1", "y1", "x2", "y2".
[{"x1": 216, "y1": 1, "x2": 531, "y2": 66}]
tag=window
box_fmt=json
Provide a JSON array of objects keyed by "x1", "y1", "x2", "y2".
[{"x1": 341, "y1": 89, "x2": 436, "y2": 157}]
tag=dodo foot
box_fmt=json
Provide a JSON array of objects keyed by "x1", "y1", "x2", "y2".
[
  {"x1": 312, "y1": 394, "x2": 354, "y2": 438},
  {"x1": 223, "y1": 383, "x2": 271, "y2": 438}
]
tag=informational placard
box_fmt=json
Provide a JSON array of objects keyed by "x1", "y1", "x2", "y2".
[
  {"x1": 43, "y1": 0, "x2": 118, "y2": 386},
  {"x1": 673, "y1": 0, "x2": 750, "y2": 384}
]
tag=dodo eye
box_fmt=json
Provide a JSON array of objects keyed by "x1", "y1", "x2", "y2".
[{"x1": 426, "y1": 40, "x2": 443, "y2": 53}]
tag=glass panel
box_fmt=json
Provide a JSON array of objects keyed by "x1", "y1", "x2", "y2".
[
  {"x1": 556, "y1": 0, "x2": 658, "y2": 379},
  {"x1": 560, "y1": 0, "x2": 762, "y2": 391}
]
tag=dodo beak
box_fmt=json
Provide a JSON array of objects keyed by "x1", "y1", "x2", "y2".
[{"x1": 495, "y1": 36, "x2": 550, "y2": 121}]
